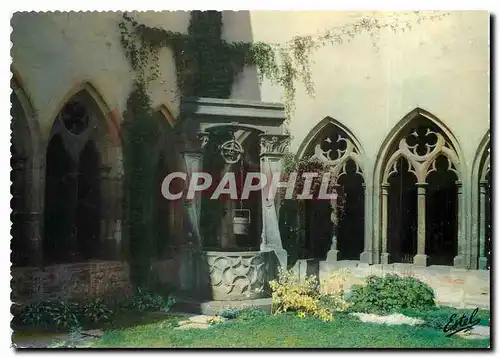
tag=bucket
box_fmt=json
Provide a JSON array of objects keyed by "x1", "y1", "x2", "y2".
[{"x1": 233, "y1": 209, "x2": 251, "y2": 235}]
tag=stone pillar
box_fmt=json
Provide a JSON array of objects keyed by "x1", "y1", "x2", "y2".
[
  {"x1": 24, "y1": 156, "x2": 45, "y2": 267},
  {"x1": 181, "y1": 132, "x2": 209, "y2": 246},
  {"x1": 380, "y1": 183, "x2": 390, "y2": 265},
  {"x1": 453, "y1": 181, "x2": 467, "y2": 267},
  {"x1": 100, "y1": 172, "x2": 123, "y2": 260},
  {"x1": 359, "y1": 183, "x2": 372, "y2": 264},
  {"x1": 259, "y1": 134, "x2": 290, "y2": 270},
  {"x1": 413, "y1": 183, "x2": 427, "y2": 266},
  {"x1": 478, "y1": 180, "x2": 488, "y2": 269},
  {"x1": 326, "y1": 185, "x2": 340, "y2": 264}
]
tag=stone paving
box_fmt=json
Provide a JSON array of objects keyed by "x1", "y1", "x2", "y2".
[
  {"x1": 174, "y1": 314, "x2": 218, "y2": 330},
  {"x1": 350, "y1": 312, "x2": 425, "y2": 326}
]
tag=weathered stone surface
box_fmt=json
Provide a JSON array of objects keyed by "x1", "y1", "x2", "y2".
[
  {"x1": 174, "y1": 322, "x2": 210, "y2": 330},
  {"x1": 202, "y1": 251, "x2": 271, "y2": 301},
  {"x1": 319, "y1": 261, "x2": 490, "y2": 310},
  {"x1": 11, "y1": 260, "x2": 132, "y2": 304}
]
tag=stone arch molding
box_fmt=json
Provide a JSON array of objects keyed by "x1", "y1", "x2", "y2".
[
  {"x1": 376, "y1": 107, "x2": 464, "y2": 185},
  {"x1": 49, "y1": 82, "x2": 122, "y2": 171},
  {"x1": 374, "y1": 107, "x2": 466, "y2": 267},
  {"x1": 297, "y1": 117, "x2": 365, "y2": 182},
  {"x1": 11, "y1": 71, "x2": 41, "y2": 155},
  {"x1": 478, "y1": 134, "x2": 491, "y2": 182}
]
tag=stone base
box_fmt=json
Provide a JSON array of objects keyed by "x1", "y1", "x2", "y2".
[
  {"x1": 453, "y1": 254, "x2": 467, "y2": 268},
  {"x1": 479, "y1": 256, "x2": 488, "y2": 270},
  {"x1": 326, "y1": 249, "x2": 339, "y2": 264},
  {"x1": 380, "y1": 252, "x2": 390, "y2": 265},
  {"x1": 413, "y1": 254, "x2": 428, "y2": 266},
  {"x1": 359, "y1": 251, "x2": 372, "y2": 264},
  {"x1": 172, "y1": 297, "x2": 273, "y2": 316}
]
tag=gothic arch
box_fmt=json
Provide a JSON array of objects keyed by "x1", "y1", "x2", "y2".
[
  {"x1": 293, "y1": 117, "x2": 366, "y2": 262},
  {"x1": 375, "y1": 108, "x2": 465, "y2": 185},
  {"x1": 11, "y1": 71, "x2": 44, "y2": 266},
  {"x1": 153, "y1": 105, "x2": 184, "y2": 251},
  {"x1": 374, "y1": 107, "x2": 465, "y2": 267},
  {"x1": 156, "y1": 104, "x2": 177, "y2": 129},
  {"x1": 43, "y1": 83, "x2": 123, "y2": 263},
  {"x1": 297, "y1": 116, "x2": 365, "y2": 174},
  {"x1": 472, "y1": 131, "x2": 491, "y2": 269},
  {"x1": 11, "y1": 71, "x2": 41, "y2": 155}
]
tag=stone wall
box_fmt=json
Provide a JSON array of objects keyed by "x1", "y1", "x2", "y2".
[
  {"x1": 292, "y1": 259, "x2": 490, "y2": 310},
  {"x1": 150, "y1": 258, "x2": 179, "y2": 286},
  {"x1": 11, "y1": 260, "x2": 132, "y2": 304}
]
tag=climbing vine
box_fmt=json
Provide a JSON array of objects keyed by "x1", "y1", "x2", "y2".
[{"x1": 119, "y1": 10, "x2": 448, "y2": 120}]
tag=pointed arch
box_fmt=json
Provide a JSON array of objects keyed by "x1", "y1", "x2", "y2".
[
  {"x1": 374, "y1": 107, "x2": 465, "y2": 185},
  {"x1": 153, "y1": 105, "x2": 185, "y2": 250},
  {"x1": 473, "y1": 130, "x2": 491, "y2": 182},
  {"x1": 297, "y1": 117, "x2": 365, "y2": 180},
  {"x1": 11, "y1": 70, "x2": 41, "y2": 152},
  {"x1": 156, "y1": 104, "x2": 177, "y2": 129},
  {"x1": 374, "y1": 107, "x2": 465, "y2": 267},
  {"x1": 472, "y1": 130, "x2": 491, "y2": 269},
  {"x1": 43, "y1": 82, "x2": 124, "y2": 263},
  {"x1": 11, "y1": 70, "x2": 45, "y2": 267},
  {"x1": 293, "y1": 117, "x2": 367, "y2": 262},
  {"x1": 298, "y1": 116, "x2": 365, "y2": 158}
]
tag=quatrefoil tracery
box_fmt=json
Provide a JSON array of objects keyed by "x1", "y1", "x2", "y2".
[
  {"x1": 313, "y1": 133, "x2": 363, "y2": 182},
  {"x1": 383, "y1": 127, "x2": 460, "y2": 184}
]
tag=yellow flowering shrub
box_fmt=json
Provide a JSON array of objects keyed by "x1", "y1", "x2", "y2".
[
  {"x1": 269, "y1": 269, "x2": 334, "y2": 322},
  {"x1": 318, "y1": 269, "x2": 351, "y2": 312}
]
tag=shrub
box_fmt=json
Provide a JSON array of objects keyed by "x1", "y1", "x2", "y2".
[
  {"x1": 130, "y1": 287, "x2": 176, "y2": 313},
  {"x1": 218, "y1": 308, "x2": 239, "y2": 320},
  {"x1": 82, "y1": 297, "x2": 113, "y2": 325},
  {"x1": 235, "y1": 307, "x2": 268, "y2": 321},
  {"x1": 347, "y1": 274, "x2": 435, "y2": 314},
  {"x1": 218, "y1": 307, "x2": 268, "y2": 321},
  {"x1": 21, "y1": 300, "x2": 61, "y2": 328},
  {"x1": 269, "y1": 269, "x2": 349, "y2": 322}
]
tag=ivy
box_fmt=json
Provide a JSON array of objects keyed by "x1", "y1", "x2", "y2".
[{"x1": 119, "y1": 11, "x2": 447, "y2": 121}]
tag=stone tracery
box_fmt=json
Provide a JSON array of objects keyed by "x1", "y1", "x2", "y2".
[{"x1": 379, "y1": 114, "x2": 463, "y2": 267}]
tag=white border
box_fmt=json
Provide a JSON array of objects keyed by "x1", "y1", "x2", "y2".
[{"x1": 2, "y1": 1, "x2": 497, "y2": 356}]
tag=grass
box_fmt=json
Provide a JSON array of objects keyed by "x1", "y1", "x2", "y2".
[{"x1": 91, "y1": 311, "x2": 490, "y2": 349}]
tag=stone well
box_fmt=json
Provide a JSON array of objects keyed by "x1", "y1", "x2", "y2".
[{"x1": 201, "y1": 250, "x2": 272, "y2": 301}]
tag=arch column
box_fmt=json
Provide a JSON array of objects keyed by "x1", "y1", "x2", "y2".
[
  {"x1": 359, "y1": 183, "x2": 373, "y2": 264},
  {"x1": 326, "y1": 184, "x2": 340, "y2": 264},
  {"x1": 413, "y1": 182, "x2": 428, "y2": 266},
  {"x1": 478, "y1": 180, "x2": 489, "y2": 269},
  {"x1": 453, "y1": 181, "x2": 466, "y2": 267},
  {"x1": 180, "y1": 132, "x2": 209, "y2": 246},
  {"x1": 259, "y1": 134, "x2": 290, "y2": 270},
  {"x1": 99, "y1": 146, "x2": 123, "y2": 260},
  {"x1": 24, "y1": 152, "x2": 45, "y2": 267},
  {"x1": 380, "y1": 183, "x2": 390, "y2": 265}
]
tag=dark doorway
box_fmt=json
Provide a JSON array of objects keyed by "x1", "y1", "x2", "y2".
[
  {"x1": 76, "y1": 140, "x2": 101, "y2": 260},
  {"x1": 44, "y1": 134, "x2": 77, "y2": 263},
  {"x1": 337, "y1": 160, "x2": 365, "y2": 260},
  {"x1": 425, "y1": 155, "x2": 458, "y2": 266},
  {"x1": 304, "y1": 200, "x2": 333, "y2": 260},
  {"x1": 388, "y1": 157, "x2": 418, "y2": 263}
]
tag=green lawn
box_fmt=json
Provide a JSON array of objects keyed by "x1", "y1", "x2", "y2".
[{"x1": 91, "y1": 312, "x2": 490, "y2": 349}]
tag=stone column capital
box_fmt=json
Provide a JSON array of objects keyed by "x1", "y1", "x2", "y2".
[
  {"x1": 178, "y1": 131, "x2": 210, "y2": 153},
  {"x1": 259, "y1": 134, "x2": 291, "y2": 157}
]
